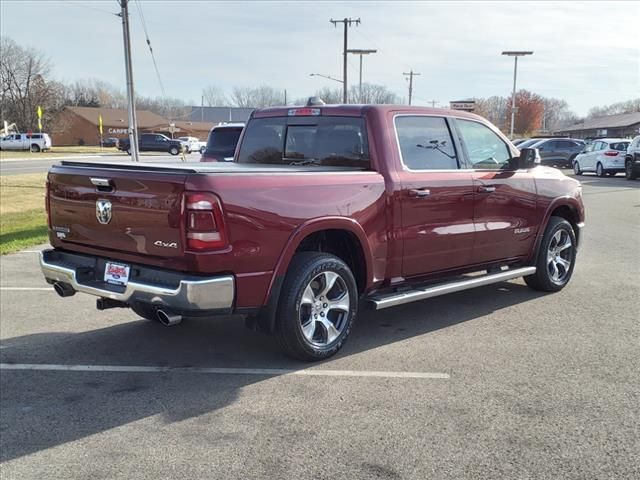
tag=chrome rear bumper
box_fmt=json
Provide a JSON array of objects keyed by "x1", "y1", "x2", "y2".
[{"x1": 40, "y1": 249, "x2": 234, "y2": 312}]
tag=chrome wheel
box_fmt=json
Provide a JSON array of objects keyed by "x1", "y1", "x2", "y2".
[
  {"x1": 299, "y1": 271, "x2": 350, "y2": 347},
  {"x1": 546, "y1": 229, "x2": 573, "y2": 284},
  {"x1": 573, "y1": 161, "x2": 581, "y2": 175},
  {"x1": 596, "y1": 163, "x2": 604, "y2": 177}
]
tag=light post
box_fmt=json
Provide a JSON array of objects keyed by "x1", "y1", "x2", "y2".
[
  {"x1": 502, "y1": 50, "x2": 533, "y2": 139},
  {"x1": 346, "y1": 49, "x2": 377, "y2": 103}
]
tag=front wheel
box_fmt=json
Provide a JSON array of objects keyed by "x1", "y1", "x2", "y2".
[
  {"x1": 200, "y1": 146, "x2": 206, "y2": 154},
  {"x1": 30, "y1": 144, "x2": 41, "y2": 152},
  {"x1": 525, "y1": 216, "x2": 577, "y2": 292},
  {"x1": 626, "y1": 161, "x2": 638, "y2": 180},
  {"x1": 573, "y1": 161, "x2": 582, "y2": 175},
  {"x1": 275, "y1": 252, "x2": 358, "y2": 361},
  {"x1": 169, "y1": 146, "x2": 179, "y2": 155}
]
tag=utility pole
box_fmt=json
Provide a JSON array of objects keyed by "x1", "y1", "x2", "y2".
[
  {"x1": 428, "y1": 100, "x2": 439, "y2": 108},
  {"x1": 201, "y1": 94, "x2": 204, "y2": 122},
  {"x1": 330, "y1": 17, "x2": 360, "y2": 104},
  {"x1": 502, "y1": 51, "x2": 533, "y2": 139},
  {"x1": 403, "y1": 70, "x2": 421, "y2": 106},
  {"x1": 118, "y1": 0, "x2": 139, "y2": 161}
]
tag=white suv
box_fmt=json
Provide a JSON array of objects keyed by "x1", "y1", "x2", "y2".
[
  {"x1": 573, "y1": 138, "x2": 630, "y2": 177},
  {"x1": 178, "y1": 136, "x2": 206, "y2": 154}
]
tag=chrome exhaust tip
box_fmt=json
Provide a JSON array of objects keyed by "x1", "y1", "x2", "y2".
[
  {"x1": 156, "y1": 309, "x2": 182, "y2": 326},
  {"x1": 53, "y1": 282, "x2": 76, "y2": 297}
]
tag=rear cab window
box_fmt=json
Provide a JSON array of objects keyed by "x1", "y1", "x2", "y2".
[
  {"x1": 609, "y1": 142, "x2": 629, "y2": 151},
  {"x1": 237, "y1": 115, "x2": 370, "y2": 169},
  {"x1": 206, "y1": 127, "x2": 243, "y2": 152}
]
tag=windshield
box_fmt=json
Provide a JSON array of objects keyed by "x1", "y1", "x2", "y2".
[{"x1": 237, "y1": 116, "x2": 370, "y2": 168}]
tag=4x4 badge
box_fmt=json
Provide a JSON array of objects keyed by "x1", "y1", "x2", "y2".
[{"x1": 96, "y1": 199, "x2": 112, "y2": 225}]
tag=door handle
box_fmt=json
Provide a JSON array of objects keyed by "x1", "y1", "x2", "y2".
[
  {"x1": 477, "y1": 185, "x2": 496, "y2": 193},
  {"x1": 409, "y1": 188, "x2": 431, "y2": 198}
]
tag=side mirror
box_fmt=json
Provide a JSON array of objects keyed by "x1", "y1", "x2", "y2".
[{"x1": 518, "y1": 148, "x2": 541, "y2": 168}]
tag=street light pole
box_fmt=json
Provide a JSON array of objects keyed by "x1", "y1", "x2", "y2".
[
  {"x1": 502, "y1": 50, "x2": 533, "y2": 139},
  {"x1": 346, "y1": 48, "x2": 377, "y2": 103},
  {"x1": 330, "y1": 18, "x2": 360, "y2": 104},
  {"x1": 118, "y1": 0, "x2": 139, "y2": 161},
  {"x1": 309, "y1": 73, "x2": 344, "y2": 84}
]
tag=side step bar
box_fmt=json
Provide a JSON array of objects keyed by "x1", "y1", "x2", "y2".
[{"x1": 368, "y1": 267, "x2": 536, "y2": 310}]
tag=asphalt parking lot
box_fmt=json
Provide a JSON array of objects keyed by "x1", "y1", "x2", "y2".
[{"x1": 1, "y1": 172, "x2": 638, "y2": 479}]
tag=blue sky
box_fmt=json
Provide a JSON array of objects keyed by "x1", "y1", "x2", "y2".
[{"x1": 2, "y1": 0, "x2": 638, "y2": 116}]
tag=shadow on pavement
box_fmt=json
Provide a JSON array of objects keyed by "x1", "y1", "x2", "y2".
[{"x1": 0, "y1": 282, "x2": 544, "y2": 462}]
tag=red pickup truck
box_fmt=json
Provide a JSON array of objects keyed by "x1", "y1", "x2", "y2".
[{"x1": 41, "y1": 104, "x2": 585, "y2": 360}]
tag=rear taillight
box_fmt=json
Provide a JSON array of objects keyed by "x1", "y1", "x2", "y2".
[
  {"x1": 45, "y1": 178, "x2": 51, "y2": 228},
  {"x1": 184, "y1": 192, "x2": 227, "y2": 251},
  {"x1": 604, "y1": 151, "x2": 619, "y2": 156}
]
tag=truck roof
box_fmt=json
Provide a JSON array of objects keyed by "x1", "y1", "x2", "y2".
[{"x1": 252, "y1": 104, "x2": 485, "y2": 122}]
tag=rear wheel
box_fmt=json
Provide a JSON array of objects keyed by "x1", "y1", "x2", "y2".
[
  {"x1": 525, "y1": 216, "x2": 576, "y2": 292},
  {"x1": 626, "y1": 161, "x2": 638, "y2": 180},
  {"x1": 200, "y1": 146, "x2": 206, "y2": 154},
  {"x1": 169, "y1": 145, "x2": 179, "y2": 155},
  {"x1": 275, "y1": 252, "x2": 358, "y2": 361},
  {"x1": 30, "y1": 144, "x2": 40, "y2": 152},
  {"x1": 596, "y1": 162, "x2": 605, "y2": 177}
]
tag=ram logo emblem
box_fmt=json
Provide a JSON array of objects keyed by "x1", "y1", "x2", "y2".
[{"x1": 96, "y1": 199, "x2": 112, "y2": 225}]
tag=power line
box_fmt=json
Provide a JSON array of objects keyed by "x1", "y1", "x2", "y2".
[
  {"x1": 133, "y1": 0, "x2": 166, "y2": 100},
  {"x1": 61, "y1": 0, "x2": 119, "y2": 16}
]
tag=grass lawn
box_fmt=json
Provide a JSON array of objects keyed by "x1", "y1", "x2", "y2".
[
  {"x1": 0, "y1": 145, "x2": 120, "y2": 160},
  {"x1": 0, "y1": 173, "x2": 48, "y2": 254}
]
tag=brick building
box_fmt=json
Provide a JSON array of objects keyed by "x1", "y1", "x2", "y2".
[{"x1": 555, "y1": 112, "x2": 640, "y2": 140}]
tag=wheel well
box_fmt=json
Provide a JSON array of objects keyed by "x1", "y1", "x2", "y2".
[
  {"x1": 550, "y1": 205, "x2": 580, "y2": 242},
  {"x1": 295, "y1": 229, "x2": 367, "y2": 293}
]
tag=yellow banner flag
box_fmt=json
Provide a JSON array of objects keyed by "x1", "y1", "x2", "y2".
[
  {"x1": 37, "y1": 106, "x2": 43, "y2": 119},
  {"x1": 38, "y1": 118, "x2": 42, "y2": 131},
  {"x1": 98, "y1": 114, "x2": 103, "y2": 135}
]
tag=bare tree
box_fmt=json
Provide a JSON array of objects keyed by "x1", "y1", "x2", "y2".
[
  {"x1": 350, "y1": 83, "x2": 401, "y2": 104},
  {"x1": 474, "y1": 96, "x2": 508, "y2": 129},
  {"x1": 0, "y1": 36, "x2": 61, "y2": 131},
  {"x1": 587, "y1": 98, "x2": 640, "y2": 118},
  {"x1": 202, "y1": 85, "x2": 229, "y2": 107},
  {"x1": 231, "y1": 85, "x2": 284, "y2": 108}
]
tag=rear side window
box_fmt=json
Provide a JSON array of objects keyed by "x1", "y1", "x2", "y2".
[
  {"x1": 609, "y1": 142, "x2": 629, "y2": 151},
  {"x1": 457, "y1": 119, "x2": 511, "y2": 170},
  {"x1": 237, "y1": 116, "x2": 370, "y2": 168},
  {"x1": 394, "y1": 116, "x2": 458, "y2": 170}
]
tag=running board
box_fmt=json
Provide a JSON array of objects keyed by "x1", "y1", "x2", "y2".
[{"x1": 368, "y1": 267, "x2": 536, "y2": 310}]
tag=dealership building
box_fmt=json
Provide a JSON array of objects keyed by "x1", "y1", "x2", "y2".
[
  {"x1": 555, "y1": 111, "x2": 640, "y2": 140},
  {"x1": 52, "y1": 106, "x2": 217, "y2": 146}
]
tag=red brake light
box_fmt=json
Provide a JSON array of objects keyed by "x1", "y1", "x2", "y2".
[
  {"x1": 604, "y1": 151, "x2": 618, "y2": 156},
  {"x1": 45, "y1": 178, "x2": 51, "y2": 228},
  {"x1": 184, "y1": 192, "x2": 227, "y2": 251},
  {"x1": 287, "y1": 108, "x2": 321, "y2": 116}
]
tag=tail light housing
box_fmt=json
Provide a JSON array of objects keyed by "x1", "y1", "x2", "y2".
[
  {"x1": 184, "y1": 192, "x2": 227, "y2": 251},
  {"x1": 45, "y1": 177, "x2": 51, "y2": 228},
  {"x1": 604, "y1": 151, "x2": 619, "y2": 156}
]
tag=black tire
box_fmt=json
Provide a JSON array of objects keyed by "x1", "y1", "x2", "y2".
[
  {"x1": 30, "y1": 144, "x2": 40, "y2": 152},
  {"x1": 573, "y1": 161, "x2": 582, "y2": 175},
  {"x1": 596, "y1": 162, "x2": 606, "y2": 177},
  {"x1": 200, "y1": 146, "x2": 206, "y2": 154},
  {"x1": 126, "y1": 148, "x2": 131, "y2": 155},
  {"x1": 626, "y1": 161, "x2": 638, "y2": 180},
  {"x1": 131, "y1": 303, "x2": 158, "y2": 322},
  {"x1": 524, "y1": 216, "x2": 577, "y2": 292},
  {"x1": 275, "y1": 252, "x2": 358, "y2": 361},
  {"x1": 169, "y1": 146, "x2": 179, "y2": 155}
]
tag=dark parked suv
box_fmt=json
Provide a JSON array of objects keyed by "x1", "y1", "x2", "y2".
[
  {"x1": 118, "y1": 133, "x2": 184, "y2": 155},
  {"x1": 200, "y1": 123, "x2": 244, "y2": 162},
  {"x1": 531, "y1": 138, "x2": 585, "y2": 168}
]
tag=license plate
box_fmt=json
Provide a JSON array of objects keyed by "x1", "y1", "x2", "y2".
[{"x1": 104, "y1": 262, "x2": 130, "y2": 286}]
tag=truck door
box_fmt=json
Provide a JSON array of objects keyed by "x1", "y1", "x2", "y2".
[
  {"x1": 395, "y1": 115, "x2": 475, "y2": 278},
  {"x1": 454, "y1": 118, "x2": 538, "y2": 264}
]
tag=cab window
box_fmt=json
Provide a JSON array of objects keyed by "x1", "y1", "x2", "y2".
[
  {"x1": 457, "y1": 119, "x2": 511, "y2": 170},
  {"x1": 394, "y1": 116, "x2": 458, "y2": 170}
]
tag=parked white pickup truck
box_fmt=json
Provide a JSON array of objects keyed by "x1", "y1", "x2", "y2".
[
  {"x1": 178, "y1": 136, "x2": 206, "y2": 154},
  {"x1": 0, "y1": 133, "x2": 52, "y2": 152}
]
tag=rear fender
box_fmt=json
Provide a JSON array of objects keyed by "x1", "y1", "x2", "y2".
[{"x1": 255, "y1": 217, "x2": 373, "y2": 333}]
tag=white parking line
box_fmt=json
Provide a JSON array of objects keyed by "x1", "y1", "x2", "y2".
[
  {"x1": 0, "y1": 363, "x2": 450, "y2": 380},
  {"x1": 0, "y1": 287, "x2": 52, "y2": 291}
]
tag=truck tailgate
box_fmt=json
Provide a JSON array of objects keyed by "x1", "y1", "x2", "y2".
[{"x1": 48, "y1": 164, "x2": 187, "y2": 257}]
